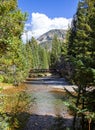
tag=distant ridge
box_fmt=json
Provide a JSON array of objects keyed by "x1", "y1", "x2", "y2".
[
  {"x1": 37, "y1": 29, "x2": 67, "y2": 43},
  {"x1": 37, "y1": 29, "x2": 67, "y2": 49}
]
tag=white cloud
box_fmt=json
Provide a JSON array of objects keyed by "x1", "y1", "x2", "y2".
[{"x1": 22, "y1": 12, "x2": 72, "y2": 42}]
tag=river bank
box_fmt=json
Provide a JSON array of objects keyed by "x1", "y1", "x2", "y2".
[{"x1": 0, "y1": 75, "x2": 79, "y2": 130}]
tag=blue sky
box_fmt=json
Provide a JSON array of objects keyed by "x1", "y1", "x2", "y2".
[
  {"x1": 18, "y1": 0, "x2": 79, "y2": 41},
  {"x1": 18, "y1": 0, "x2": 79, "y2": 22}
]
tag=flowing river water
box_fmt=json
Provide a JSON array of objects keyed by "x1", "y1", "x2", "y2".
[{"x1": 24, "y1": 74, "x2": 76, "y2": 130}]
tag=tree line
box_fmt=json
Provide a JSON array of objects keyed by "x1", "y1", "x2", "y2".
[{"x1": 0, "y1": 0, "x2": 63, "y2": 85}]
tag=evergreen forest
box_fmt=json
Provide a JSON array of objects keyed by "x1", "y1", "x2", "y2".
[{"x1": 0, "y1": 0, "x2": 95, "y2": 130}]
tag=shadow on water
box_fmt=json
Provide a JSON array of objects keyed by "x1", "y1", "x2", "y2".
[{"x1": 24, "y1": 114, "x2": 83, "y2": 130}]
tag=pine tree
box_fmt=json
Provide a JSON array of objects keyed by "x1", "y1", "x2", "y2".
[
  {"x1": 50, "y1": 35, "x2": 62, "y2": 68},
  {"x1": 29, "y1": 37, "x2": 40, "y2": 69},
  {"x1": 0, "y1": 0, "x2": 27, "y2": 84},
  {"x1": 0, "y1": 0, "x2": 26, "y2": 55},
  {"x1": 40, "y1": 48, "x2": 49, "y2": 69},
  {"x1": 66, "y1": 0, "x2": 95, "y2": 129}
]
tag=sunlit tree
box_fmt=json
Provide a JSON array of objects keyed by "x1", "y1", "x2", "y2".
[{"x1": 66, "y1": 0, "x2": 95, "y2": 129}]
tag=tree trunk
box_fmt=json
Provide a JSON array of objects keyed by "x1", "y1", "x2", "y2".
[
  {"x1": 81, "y1": 86, "x2": 86, "y2": 129},
  {"x1": 73, "y1": 85, "x2": 81, "y2": 129}
]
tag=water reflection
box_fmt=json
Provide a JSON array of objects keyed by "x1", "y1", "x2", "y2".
[
  {"x1": 27, "y1": 87, "x2": 68, "y2": 117},
  {"x1": 25, "y1": 76, "x2": 82, "y2": 130}
]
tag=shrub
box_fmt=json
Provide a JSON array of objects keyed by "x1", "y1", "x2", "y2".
[{"x1": 0, "y1": 75, "x2": 4, "y2": 83}]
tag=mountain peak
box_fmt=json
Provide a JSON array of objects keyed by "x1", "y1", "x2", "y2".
[{"x1": 37, "y1": 29, "x2": 67, "y2": 43}]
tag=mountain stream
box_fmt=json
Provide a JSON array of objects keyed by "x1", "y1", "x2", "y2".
[{"x1": 24, "y1": 75, "x2": 76, "y2": 130}]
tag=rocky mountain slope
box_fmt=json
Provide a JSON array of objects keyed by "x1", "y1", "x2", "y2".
[{"x1": 37, "y1": 29, "x2": 67, "y2": 49}]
